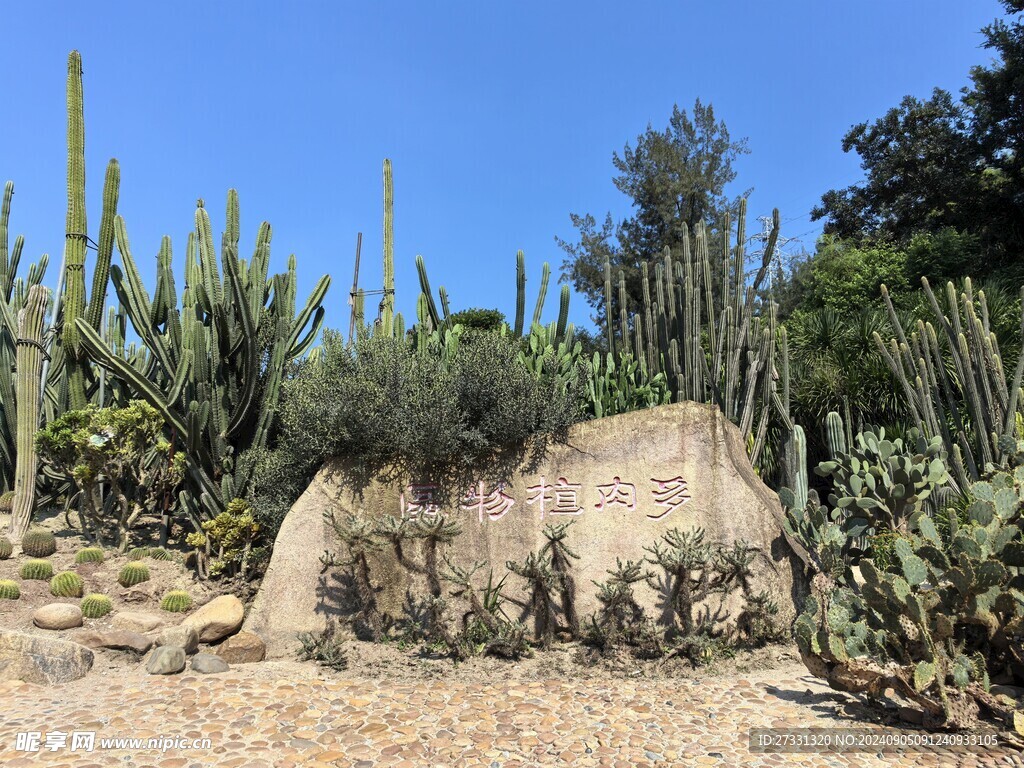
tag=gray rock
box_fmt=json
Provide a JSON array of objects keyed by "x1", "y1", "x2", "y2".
[
  {"x1": 991, "y1": 684, "x2": 1024, "y2": 700},
  {"x1": 214, "y1": 631, "x2": 265, "y2": 664},
  {"x1": 145, "y1": 645, "x2": 186, "y2": 675},
  {"x1": 181, "y1": 595, "x2": 244, "y2": 643},
  {"x1": 33, "y1": 603, "x2": 84, "y2": 630},
  {"x1": 70, "y1": 629, "x2": 153, "y2": 654},
  {"x1": 0, "y1": 629, "x2": 94, "y2": 684},
  {"x1": 156, "y1": 625, "x2": 199, "y2": 655},
  {"x1": 190, "y1": 652, "x2": 229, "y2": 674},
  {"x1": 112, "y1": 611, "x2": 166, "y2": 634}
]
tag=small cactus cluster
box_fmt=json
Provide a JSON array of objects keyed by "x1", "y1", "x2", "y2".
[
  {"x1": 80, "y1": 593, "x2": 112, "y2": 618},
  {"x1": 0, "y1": 579, "x2": 20, "y2": 600},
  {"x1": 20, "y1": 559, "x2": 53, "y2": 580},
  {"x1": 159, "y1": 589, "x2": 193, "y2": 613},
  {"x1": 0, "y1": 490, "x2": 13, "y2": 512},
  {"x1": 117, "y1": 561, "x2": 150, "y2": 587},
  {"x1": 50, "y1": 571, "x2": 85, "y2": 598},
  {"x1": 147, "y1": 547, "x2": 171, "y2": 561},
  {"x1": 0, "y1": 535, "x2": 12, "y2": 560},
  {"x1": 21, "y1": 529, "x2": 57, "y2": 558},
  {"x1": 126, "y1": 546, "x2": 150, "y2": 561},
  {"x1": 74, "y1": 547, "x2": 105, "y2": 564},
  {"x1": 795, "y1": 458, "x2": 1024, "y2": 732}
]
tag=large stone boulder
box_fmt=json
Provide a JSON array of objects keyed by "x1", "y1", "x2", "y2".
[
  {"x1": 215, "y1": 631, "x2": 266, "y2": 664},
  {"x1": 245, "y1": 402, "x2": 809, "y2": 657},
  {"x1": 70, "y1": 629, "x2": 154, "y2": 655},
  {"x1": 145, "y1": 646, "x2": 185, "y2": 675},
  {"x1": 112, "y1": 611, "x2": 167, "y2": 634},
  {"x1": 33, "y1": 604, "x2": 83, "y2": 631},
  {"x1": 181, "y1": 595, "x2": 244, "y2": 643},
  {"x1": 0, "y1": 630, "x2": 94, "y2": 684}
]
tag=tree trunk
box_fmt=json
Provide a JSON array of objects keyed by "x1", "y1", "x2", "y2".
[{"x1": 10, "y1": 285, "x2": 50, "y2": 540}]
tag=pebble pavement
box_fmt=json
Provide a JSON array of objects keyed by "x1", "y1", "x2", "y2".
[{"x1": 0, "y1": 663, "x2": 1020, "y2": 767}]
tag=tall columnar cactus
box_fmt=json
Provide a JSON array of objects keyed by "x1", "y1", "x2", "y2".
[
  {"x1": 76, "y1": 191, "x2": 330, "y2": 522},
  {"x1": 825, "y1": 411, "x2": 847, "y2": 459},
  {"x1": 873, "y1": 278, "x2": 1024, "y2": 495},
  {"x1": 380, "y1": 159, "x2": 395, "y2": 336},
  {"x1": 10, "y1": 285, "x2": 50, "y2": 539}
]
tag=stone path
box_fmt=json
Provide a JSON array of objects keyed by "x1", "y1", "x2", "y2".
[{"x1": 0, "y1": 662, "x2": 1020, "y2": 767}]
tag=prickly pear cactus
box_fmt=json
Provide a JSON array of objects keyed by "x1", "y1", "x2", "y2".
[
  {"x1": 21, "y1": 529, "x2": 57, "y2": 558},
  {"x1": 117, "y1": 561, "x2": 150, "y2": 587},
  {"x1": 50, "y1": 571, "x2": 84, "y2": 598},
  {"x1": 795, "y1": 455, "x2": 1024, "y2": 733},
  {"x1": 80, "y1": 593, "x2": 112, "y2": 618}
]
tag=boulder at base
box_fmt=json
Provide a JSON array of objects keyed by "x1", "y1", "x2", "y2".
[
  {"x1": 245, "y1": 402, "x2": 808, "y2": 657},
  {"x1": 0, "y1": 630, "x2": 94, "y2": 684},
  {"x1": 181, "y1": 595, "x2": 244, "y2": 643}
]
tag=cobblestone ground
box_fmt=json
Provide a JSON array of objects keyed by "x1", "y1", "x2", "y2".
[{"x1": 0, "y1": 663, "x2": 1021, "y2": 767}]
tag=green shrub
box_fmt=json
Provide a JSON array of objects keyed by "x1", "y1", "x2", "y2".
[
  {"x1": 117, "y1": 562, "x2": 150, "y2": 587},
  {"x1": 159, "y1": 589, "x2": 192, "y2": 613},
  {"x1": 74, "y1": 547, "x2": 105, "y2": 564},
  {"x1": 0, "y1": 579, "x2": 20, "y2": 600},
  {"x1": 80, "y1": 593, "x2": 112, "y2": 618},
  {"x1": 0, "y1": 536, "x2": 12, "y2": 560},
  {"x1": 50, "y1": 571, "x2": 84, "y2": 598},
  {"x1": 21, "y1": 529, "x2": 57, "y2": 558},
  {"x1": 20, "y1": 559, "x2": 53, "y2": 580}
]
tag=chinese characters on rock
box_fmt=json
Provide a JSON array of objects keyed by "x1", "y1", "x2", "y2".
[{"x1": 400, "y1": 475, "x2": 691, "y2": 522}]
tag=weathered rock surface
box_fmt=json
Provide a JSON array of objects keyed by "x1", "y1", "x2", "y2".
[
  {"x1": 70, "y1": 629, "x2": 153, "y2": 654},
  {"x1": 190, "y1": 653, "x2": 229, "y2": 674},
  {"x1": 145, "y1": 646, "x2": 185, "y2": 675},
  {"x1": 245, "y1": 401, "x2": 807, "y2": 657},
  {"x1": 214, "y1": 631, "x2": 265, "y2": 664},
  {"x1": 181, "y1": 595, "x2": 244, "y2": 643},
  {"x1": 111, "y1": 611, "x2": 167, "y2": 634},
  {"x1": 33, "y1": 603, "x2": 83, "y2": 630},
  {"x1": 156, "y1": 625, "x2": 199, "y2": 655},
  {"x1": 0, "y1": 630, "x2": 94, "y2": 684}
]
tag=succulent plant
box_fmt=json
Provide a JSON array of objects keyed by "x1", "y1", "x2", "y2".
[
  {"x1": 0, "y1": 490, "x2": 13, "y2": 513},
  {"x1": 795, "y1": 457, "x2": 1024, "y2": 732},
  {"x1": 50, "y1": 571, "x2": 85, "y2": 598},
  {"x1": 147, "y1": 547, "x2": 171, "y2": 561},
  {"x1": 21, "y1": 529, "x2": 57, "y2": 558},
  {"x1": 20, "y1": 559, "x2": 54, "y2": 580},
  {"x1": 117, "y1": 561, "x2": 150, "y2": 587},
  {"x1": 80, "y1": 593, "x2": 112, "y2": 618},
  {"x1": 74, "y1": 547, "x2": 105, "y2": 564},
  {"x1": 125, "y1": 546, "x2": 150, "y2": 561},
  {"x1": 0, "y1": 536, "x2": 12, "y2": 560},
  {"x1": 159, "y1": 589, "x2": 193, "y2": 613},
  {"x1": 0, "y1": 579, "x2": 20, "y2": 600}
]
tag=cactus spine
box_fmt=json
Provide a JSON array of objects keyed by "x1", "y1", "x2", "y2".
[
  {"x1": 160, "y1": 589, "x2": 193, "y2": 613},
  {"x1": 10, "y1": 285, "x2": 49, "y2": 539},
  {"x1": 21, "y1": 528, "x2": 57, "y2": 557},
  {"x1": 80, "y1": 593, "x2": 112, "y2": 618},
  {"x1": 0, "y1": 579, "x2": 20, "y2": 599},
  {"x1": 0, "y1": 536, "x2": 11, "y2": 559},
  {"x1": 50, "y1": 571, "x2": 84, "y2": 597},
  {"x1": 118, "y1": 561, "x2": 150, "y2": 587},
  {"x1": 20, "y1": 559, "x2": 54, "y2": 580},
  {"x1": 74, "y1": 547, "x2": 105, "y2": 564}
]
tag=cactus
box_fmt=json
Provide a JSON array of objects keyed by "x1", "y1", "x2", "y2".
[
  {"x1": 795, "y1": 449, "x2": 1024, "y2": 732},
  {"x1": 77, "y1": 186, "x2": 329, "y2": 524},
  {"x1": 117, "y1": 561, "x2": 150, "y2": 587},
  {"x1": 0, "y1": 579, "x2": 20, "y2": 600},
  {"x1": 50, "y1": 571, "x2": 84, "y2": 598},
  {"x1": 21, "y1": 528, "x2": 57, "y2": 558},
  {"x1": 147, "y1": 547, "x2": 171, "y2": 561},
  {"x1": 74, "y1": 547, "x2": 105, "y2": 564},
  {"x1": 380, "y1": 159, "x2": 395, "y2": 336},
  {"x1": 20, "y1": 559, "x2": 54, "y2": 580},
  {"x1": 0, "y1": 490, "x2": 12, "y2": 512},
  {"x1": 0, "y1": 536, "x2": 11, "y2": 560},
  {"x1": 159, "y1": 589, "x2": 193, "y2": 613},
  {"x1": 825, "y1": 411, "x2": 847, "y2": 459},
  {"x1": 9, "y1": 284, "x2": 50, "y2": 539},
  {"x1": 80, "y1": 593, "x2": 112, "y2": 618},
  {"x1": 126, "y1": 546, "x2": 150, "y2": 561}
]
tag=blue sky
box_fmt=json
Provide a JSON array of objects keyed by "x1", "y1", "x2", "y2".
[{"x1": 0, "y1": 1, "x2": 1006, "y2": 334}]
